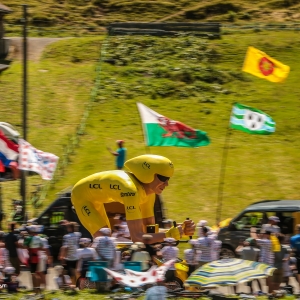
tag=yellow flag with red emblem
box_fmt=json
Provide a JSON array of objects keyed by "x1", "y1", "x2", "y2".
[{"x1": 242, "y1": 46, "x2": 290, "y2": 83}]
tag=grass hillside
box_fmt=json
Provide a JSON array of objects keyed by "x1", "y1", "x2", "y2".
[
  {"x1": 3, "y1": 0, "x2": 300, "y2": 36},
  {"x1": 1, "y1": 29, "x2": 300, "y2": 226}
]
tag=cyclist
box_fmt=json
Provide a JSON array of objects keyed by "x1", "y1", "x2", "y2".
[{"x1": 72, "y1": 154, "x2": 195, "y2": 243}]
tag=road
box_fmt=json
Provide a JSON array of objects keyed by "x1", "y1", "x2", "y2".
[{"x1": 17, "y1": 268, "x2": 300, "y2": 294}]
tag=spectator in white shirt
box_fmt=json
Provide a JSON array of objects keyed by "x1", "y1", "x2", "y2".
[
  {"x1": 93, "y1": 228, "x2": 116, "y2": 268},
  {"x1": 197, "y1": 220, "x2": 211, "y2": 238},
  {"x1": 262, "y1": 216, "x2": 281, "y2": 234},
  {"x1": 251, "y1": 228, "x2": 274, "y2": 293},
  {"x1": 184, "y1": 239, "x2": 201, "y2": 276},
  {"x1": 161, "y1": 237, "x2": 178, "y2": 283},
  {"x1": 60, "y1": 222, "x2": 81, "y2": 284},
  {"x1": 76, "y1": 238, "x2": 98, "y2": 278},
  {"x1": 130, "y1": 242, "x2": 151, "y2": 271},
  {"x1": 197, "y1": 226, "x2": 213, "y2": 267}
]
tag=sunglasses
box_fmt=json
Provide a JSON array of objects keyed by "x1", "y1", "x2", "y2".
[{"x1": 157, "y1": 174, "x2": 170, "y2": 182}]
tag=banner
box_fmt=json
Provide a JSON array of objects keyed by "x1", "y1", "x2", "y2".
[
  {"x1": 137, "y1": 102, "x2": 210, "y2": 147},
  {"x1": 230, "y1": 103, "x2": 276, "y2": 135},
  {"x1": 18, "y1": 139, "x2": 59, "y2": 180},
  {"x1": 242, "y1": 46, "x2": 290, "y2": 83}
]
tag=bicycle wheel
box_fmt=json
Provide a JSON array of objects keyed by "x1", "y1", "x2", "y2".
[
  {"x1": 78, "y1": 278, "x2": 96, "y2": 290},
  {"x1": 165, "y1": 277, "x2": 183, "y2": 291}
]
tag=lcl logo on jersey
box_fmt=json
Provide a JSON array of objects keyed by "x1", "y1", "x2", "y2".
[
  {"x1": 126, "y1": 205, "x2": 136, "y2": 213},
  {"x1": 89, "y1": 184, "x2": 102, "y2": 189},
  {"x1": 110, "y1": 184, "x2": 121, "y2": 190},
  {"x1": 142, "y1": 162, "x2": 150, "y2": 169},
  {"x1": 81, "y1": 205, "x2": 91, "y2": 216}
]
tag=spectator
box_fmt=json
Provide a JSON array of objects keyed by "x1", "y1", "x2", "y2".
[
  {"x1": 53, "y1": 265, "x2": 75, "y2": 291},
  {"x1": 262, "y1": 216, "x2": 281, "y2": 234},
  {"x1": 161, "y1": 237, "x2": 178, "y2": 283},
  {"x1": 60, "y1": 222, "x2": 80, "y2": 284},
  {"x1": 250, "y1": 228, "x2": 274, "y2": 293},
  {"x1": 119, "y1": 216, "x2": 130, "y2": 239},
  {"x1": 107, "y1": 140, "x2": 127, "y2": 170},
  {"x1": 76, "y1": 238, "x2": 98, "y2": 279},
  {"x1": 38, "y1": 231, "x2": 52, "y2": 291},
  {"x1": 289, "y1": 224, "x2": 300, "y2": 287},
  {"x1": 2, "y1": 266, "x2": 19, "y2": 293},
  {"x1": 0, "y1": 231, "x2": 10, "y2": 268},
  {"x1": 235, "y1": 237, "x2": 262, "y2": 293},
  {"x1": 273, "y1": 234, "x2": 289, "y2": 291},
  {"x1": 24, "y1": 225, "x2": 44, "y2": 293},
  {"x1": 208, "y1": 231, "x2": 222, "y2": 261},
  {"x1": 145, "y1": 281, "x2": 167, "y2": 300},
  {"x1": 130, "y1": 242, "x2": 151, "y2": 271},
  {"x1": 94, "y1": 228, "x2": 116, "y2": 268},
  {"x1": 197, "y1": 226, "x2": 213, "y2": 267},
  {"x1": 4, "y1": 222, "x2": 20, "y2": 275},
  {"x1": 197, "y1": 220, "x2": 210, "y2": 238},
  {"x1": 184, "y1": 239, "x2": 201, "y2": 276}
]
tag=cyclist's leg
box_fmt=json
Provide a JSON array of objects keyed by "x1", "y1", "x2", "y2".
[{"x1": 72, "y1": 195, "x2": 110, "y2": 237}]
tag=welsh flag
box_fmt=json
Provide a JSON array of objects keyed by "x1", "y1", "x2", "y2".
[
  {"x1": 230, "y1": 103, "x2": 276, "y2": 135},
  {"x1": 137, "y1": 102, "x2": 210, "y2": 147}
]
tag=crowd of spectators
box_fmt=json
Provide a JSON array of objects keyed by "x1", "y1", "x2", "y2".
[{"x1": 0, "y1": 216, "x2": 299, "y2": 296}]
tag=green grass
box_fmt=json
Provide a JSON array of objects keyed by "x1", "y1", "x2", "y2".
[
  {"x1": 1, "y1": 30, "x2": 300, "y2": 228},
  {"x1": 3, "y1": 0, "x2": 300, "y2": 36}
]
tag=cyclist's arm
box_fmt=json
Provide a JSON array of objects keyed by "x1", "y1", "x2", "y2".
[{"x1": 127, "y1": 219, "x2": 166, "y2": 243}]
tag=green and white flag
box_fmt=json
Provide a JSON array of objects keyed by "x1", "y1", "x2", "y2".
[
  {"x1": 137, "y1": 102, "x2": 210, "y2": 147},
  {"x1": 230, "y1": 103, "x2": 276, "y2": 135}
]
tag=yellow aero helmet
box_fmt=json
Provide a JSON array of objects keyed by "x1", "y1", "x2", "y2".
[{"x1": 124, "y1": 154, "x2": 174, "y2": 183}]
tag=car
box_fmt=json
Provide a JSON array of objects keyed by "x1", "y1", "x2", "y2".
[
  {"x1": 217, "y1": 200, "x2": 300, "y2": 258},
  {"x1": 29, "y1": 188, "x2": 167, "y2": 260}
]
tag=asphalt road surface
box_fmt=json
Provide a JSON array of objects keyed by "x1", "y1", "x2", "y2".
[{"x1": 17, "y1": 268, "x2": 300, "y2": 294}]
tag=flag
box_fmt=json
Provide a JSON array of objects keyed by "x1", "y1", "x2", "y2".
[
  {"x1": 230, "y1": 103, "x2": 275, "y2": 135},
  {"x1": 242, "y1": 46, "x2": 290, "y2": 83},
  {"x1": 18, "y1": 139, "x2": 59, "y2": 180},
  {"x1": 0, "y1": 131, "x2": 19, "y2": 165},
  {"x1": 137, "y1": 102, "x2": 210, "y2": 147}
]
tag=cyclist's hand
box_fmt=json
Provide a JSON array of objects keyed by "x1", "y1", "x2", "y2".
[{"x1": 182, "y1": 219, "x2": 195, "y2": 236}]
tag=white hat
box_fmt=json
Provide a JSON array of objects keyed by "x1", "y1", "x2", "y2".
[
  {"x1": 27, "y1": 225, "x2": 41, "y2": 233},
  {"x1": 188, "y1": 239, "x2": 199, "y2": 246},
  {"x1": 198, "y1": 220, "x2": 208, "y2": 226},
  {"x1": 99, "y1": 228, "x2": 111, "y2": 235},
  {"x1": 80, "y1": 238, "x2": 91, "y2": 244},
  {"x1": 164, "y1": 237, "x2": 176, "y2": 243},
  {"x1": 269, "y1": 216, "x2": 280, "y2": 222}
]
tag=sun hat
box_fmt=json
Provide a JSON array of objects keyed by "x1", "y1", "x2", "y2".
[
  {"x1": 99, "y1": 228, "x2": 111, "y2": 235},
  {"x1": 124, "y1": 154, "x2": 174, "y2": 183},
  {"x1": 164, "y1": 237, "x2": 176, "y2": 243},
  {"x1": 198, "y1": 220, "x2": 208, "y2": 226},
  {"x1": 188, "y1": 239, "x2": 199, "y2": 246},
  {"x1": 269, "y1": 216, "x2": 280, "y2": 222},
  {"x1": 80, "y1": 238, "x2": 91, "y2": 244},
  {"x1": 4, "y1": 267, "x2": 15, "y2": 274}
]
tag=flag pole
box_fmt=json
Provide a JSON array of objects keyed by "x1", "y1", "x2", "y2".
[
  {"x1": 216, "y1": 120, "x2": 232, "y2": 224},
  {"x1": 21, "y1": 4, "x2": 28, "y2": 223}
]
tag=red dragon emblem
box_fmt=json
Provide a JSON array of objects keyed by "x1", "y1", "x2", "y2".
[{"x1": 158, "y1": 117, "x2": 197, "y2": 139}]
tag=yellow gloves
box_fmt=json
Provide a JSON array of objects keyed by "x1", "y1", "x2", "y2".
[{"x1": 165, "y1": 226, "x2": 181, "y2": 240}]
